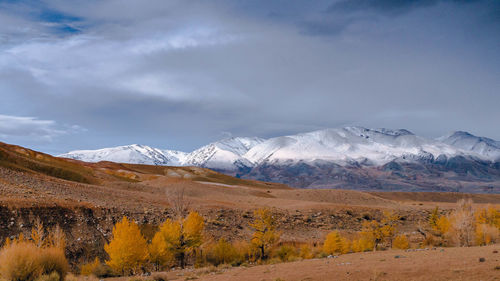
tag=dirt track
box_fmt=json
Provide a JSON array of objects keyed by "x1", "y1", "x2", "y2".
[{"x1": 157, "y1": 245, "x2": 500, "y2": 281}]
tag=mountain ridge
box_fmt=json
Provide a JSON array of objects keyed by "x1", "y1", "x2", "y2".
[
  {"x1": 58, "y1": 127, "x2": 500, "y2": 192},
  {"x1": 59, "y1": 127, "x2": 500, "y2": 167}
]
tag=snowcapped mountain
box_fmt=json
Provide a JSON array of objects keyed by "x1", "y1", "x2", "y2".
[
  {"x1": 59, "y1": 137, "x2": 265, "y2": 170},
  {"x1": 58, "y1": 127, "x2": 500, "y2": 192},
  {"x1": 60, "y1": 128, "x2": 500, "y2": 168},
  {"x1": 438, "y1": 131, "x2": 500, "y2": 161},
  {"x1": 244, "y1": 127, "x2": 462, "y2": 166},
  {"x1": 182, "y1": 137, "x2": 265, "y2": 170},
  {"x1": 59, "y1": 144, "x2": 187, "y2": 166}
]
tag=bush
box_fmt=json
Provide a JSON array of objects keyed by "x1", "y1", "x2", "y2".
[
  {"x1": 299, "y1": 244, "x2": 314, "y2": 259},
  {"x1": 475, "y1": 224, "x2": 499, "y2": 246},
  {"x1": 0, "y1": 242, "x2": 68, "y2": 281},
  {"x1": 80, "y1": 258, "x2": 113, "y2": 278},
  {"x1": 393, "y1": 235, "x2": 409, "y2": 249},
  {"x1": 0, "y1": 242, "x2": 41, "y2": 281},
  {"x1": 80, "y1": 258, "x2": 100, "y2": 276},
  {"x1": 204, "y1": 238, "x2": 240, "y2": 266},
  {"x1": 323, "y1": 231, "x2": 350, "y2": 255},
  {"x1": 37, "y1": 247, "x2": 69, "y2": 278},
  {"x1": 351, "y1": 237, "x2": 374, "y2": 252},
  {"x1": 274, "y1": 245, "x2": 297, "y2": 262}
]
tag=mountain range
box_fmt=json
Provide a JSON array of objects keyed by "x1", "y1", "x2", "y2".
[{"x1": 59, "y1": 127, "x2": 500, "y2": 193}]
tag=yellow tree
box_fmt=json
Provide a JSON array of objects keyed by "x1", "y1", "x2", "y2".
[
  {"x1": 429, "y1": 207, "x2": 440, "y2": 229},
  {"x1": 360, "y1": 220, "x2": 384, "y2": 251},
  {"x1": 323, "y1": 231, "x2": 350, "y2": 255},
  {"x1": 249, "y1": 208, "x2": 280, "y2": 260},
  {"x1": 149, "y1": 228, "x2": 175, "y2": 271},
  {"x1": 381, "y1": 211, "x2": 399, "y2": 247},
  {"x1": 393, "y1": 235, "x2": 409, "y2": 249},
  {"x1": 476, "y1": 206, "x2": 500, "y2": 228},
  {"x1": 351, "y1": 236, "x2": 374, "y2": 252},
  {"x1": 31, "y1": 219, "x2": 44, "y2": 248},
  {"x1": 151, "y1": 211, "x2": 204, "y2": 269},
  {"x1": 435, "y1": 215, "x2": 451, "y2": 236},
  {"x1": 104, "y1": 216, "x2": 149, "y2": 275}
]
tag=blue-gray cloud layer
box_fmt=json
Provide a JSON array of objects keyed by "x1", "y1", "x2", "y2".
[{"x1": 0, "y1": 0, "x2": 499, "y2": 154}]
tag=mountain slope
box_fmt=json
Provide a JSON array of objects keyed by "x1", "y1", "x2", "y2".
[
  {"x1": 57, "y1": 127, "x2": 500, "y2": 192},
  {"x1": 183, "y1": 137, "x2": 265, "y2": 170},
  {"x1": 59, "y1": 144, "x2": 187, "y2": 166},
  {"x1": 244, "y1": 127, "x2": 461, "y2": 166},
  {"x1": 438, "y1": 131, "x2": 500, "y2": 161}
]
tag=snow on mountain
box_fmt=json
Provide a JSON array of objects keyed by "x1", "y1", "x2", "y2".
[
  {"x1": 182, "y1": 137, "x2": 266, "y2": 170},
  {"x1": 244, "y1": 127, "x2": 462, "y2": 166},
  {"x1": 59, "y1": 144, "x2": 187, "y2": 166},
  {"x1": 438, "y1": 131, "x2": 500, "y2": 161},
  {"x1": 58, "y1": 128, "x2": 500, "y2": 171}
]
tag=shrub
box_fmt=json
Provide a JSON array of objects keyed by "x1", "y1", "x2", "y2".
[
  {"x1": 0, "y1": 241, "x2": 68, "y2": 281},
  {"x1": 323, "y1": 231, "x2": 350, "y2": 255},
  {"x1": 80, "y1": 258, "x2": 99, "y2": 276},
  {"x1": 37, "y1": 247, "x2": 69, "y2": 278},
  {"x1": 92, "y1": 263, "x2": 115, "y2": 278},
  {"x1": 475, "y1": 224, "x2": 499, "y2": 246},
  {"x1": 233, "y1": 240, "x2": 259, "y2": 263},
  {"x1": 0, "y1": 242, "x2": 41, "y2": 281},
  {"x1": 351, "y1": 237, "x2": 374, "y2": 252},
  {"x1": 299, "y1": 244, "x2": 314, "y2": 259},
  {"x1": 393, "y1": 235, "x2": 409, "y2": 249},
  {"x1": 204, "y1": 238, "x2": 239, "y2": 266},
  {"x1": 274, "y1": 245, "x2": 297, "y2": 262},
  {"x1": 80, "y1": 258, "x2": 108, "y2": 277}
]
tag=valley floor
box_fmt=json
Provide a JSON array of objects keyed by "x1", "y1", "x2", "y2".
[{"x1": 119, "y1": 244, "x2": 500, "y2": 281}]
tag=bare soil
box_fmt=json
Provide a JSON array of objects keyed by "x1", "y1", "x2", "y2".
[{"x1": 136, "y1": 245, "x2": 500, "y2": 281}]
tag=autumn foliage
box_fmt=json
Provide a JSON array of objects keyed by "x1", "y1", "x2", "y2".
[
  {"x1": 104, "y1": 216, "x2": 149, "y2": 275},
  {"x1": 0, "y1": 223, "x2": 69, "y2": 281},
  {"x1": 150, "y1": 211, "x2": 204, "y2": 269},
  {"x1": 427, "y1": 201, "x2": 500, "y2": 247},
  {"x1": 323, "y1": 231, "x2": 350, "y2": 255},
  {"x1": 249, "y1": 208, "x2": 280, "y2": 260}
]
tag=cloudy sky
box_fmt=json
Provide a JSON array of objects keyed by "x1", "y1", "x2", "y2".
[{"x1": 1, "y1": 0, "x2": 499, "y2": 154}]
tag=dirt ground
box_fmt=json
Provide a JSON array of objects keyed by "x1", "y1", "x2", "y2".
[{"x1": 137, "y1": 245, "x2": 500, "y2": 281}]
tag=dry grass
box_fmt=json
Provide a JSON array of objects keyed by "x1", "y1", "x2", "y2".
[{"x1": 0, "y1": 242, "x2": 68, "y2": 281}]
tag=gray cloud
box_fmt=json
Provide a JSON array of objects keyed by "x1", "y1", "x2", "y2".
[{"x1": 0, "y1": 0, "x2": 499, "y2": 154}]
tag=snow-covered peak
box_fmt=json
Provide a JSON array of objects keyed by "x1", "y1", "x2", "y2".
[
  {"x1": 438, "y1": 131, "x2": 500, "y2": 161},
  {"x1": 182, "y1": 137, "x2": 265, "y2": 170},
  {"x1": 58, "y1": 128, "x2": 500, "y2": 171},
  {"x1": 59, "y1": 144, "x2": 187, "y2": 166},
  {"x1": 244, "y1": 127, "x2": 460, "y2": 165}
]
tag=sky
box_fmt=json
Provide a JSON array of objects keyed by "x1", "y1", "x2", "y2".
[{"x1": 0, "y1": 0, "x2": 499, "y2": 155}]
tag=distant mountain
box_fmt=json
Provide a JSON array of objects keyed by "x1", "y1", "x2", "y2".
[
  {"x1": 183, "y1": 137, "x2": 265, "y2": 170},
  {"x1": 438, "y1": 131, "x2": 500, "y2": 161},
  {"x1": 59, "y1": 144, "x2": 187, "y2": 166},
  {"x1": 59, "y1": 127, "x2": 500, "y2": 192},
  {"x1": 244, "y1": 127, "x2": 462, "y2": 166}
]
